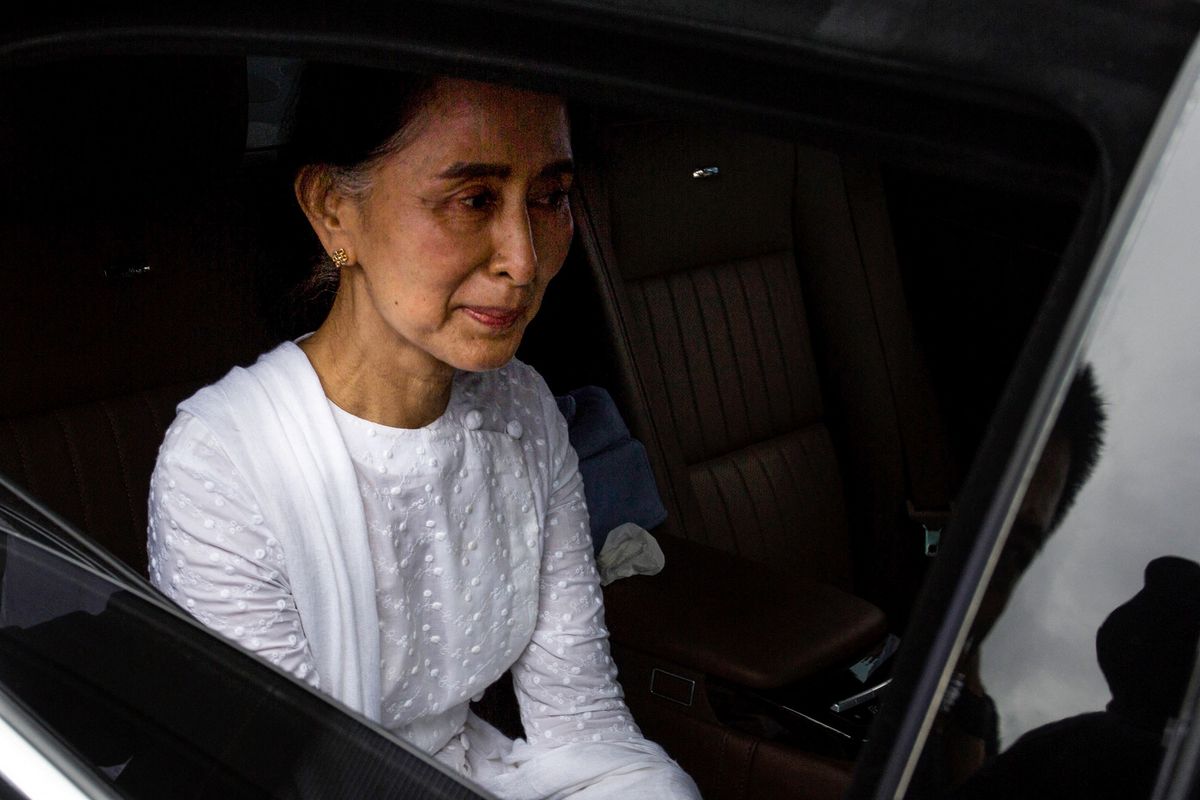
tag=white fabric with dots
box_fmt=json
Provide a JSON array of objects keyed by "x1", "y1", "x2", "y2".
[{"x1": 146, "y1": 343, "x2": 698, "y2": 798}]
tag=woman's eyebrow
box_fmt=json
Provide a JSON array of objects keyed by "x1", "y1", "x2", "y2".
[
  {"x1": 435, "y1": 159, "x2": 575, "y2": 181},
  {"x1": 436, "y1": 162, "x2": 511, "y2": 181}
]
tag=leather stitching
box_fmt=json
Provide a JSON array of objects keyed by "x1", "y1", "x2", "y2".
[
  {"x1": 53, "y1": 410, "x2": 95, "y2": 534},
  {"x1": 3, "y1": 418, "x2": 35, "y2": 489},
  {"x1": 663, "y1": 275, "x2": 708, "y2": 457},
  {"x1": 100, "y1": 399, "x2": 138, "y2": 535},
  {"x1": 748, "y1": 446, "x2": 790, "y2": 561},
  {"x1": 705, "y1": 464, "x2": 745, "y2": 560},
  {"x1": 754, "y1": 255, "x2": 801, "y2": 426},
  {"x1": 733, "y1": 263, "x2": 781, "y2": 430},
  {"x1": 685, "y1": 270, "x2": 733, "y2": 451},
  {"x1": 735, "y1": 736, "x2": 757, "y2": 800},
  {"x1": 710, "y1": 266, "x2": 754, "y2": 442},
  {"x1": 715, "y1": 728, "x2": 729, "y2": 799},
  {"x1": 730, "y1": 454, "x2": 769, "y2": 562},
  {"x1": 636, "y1": 282, "x2": 685, "y2": 456}
]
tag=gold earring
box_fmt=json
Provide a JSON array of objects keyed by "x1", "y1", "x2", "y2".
[{"x1": 330, "y1": 248, "x2": 349, "y2": 267}]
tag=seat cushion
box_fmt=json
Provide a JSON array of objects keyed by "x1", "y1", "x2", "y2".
[{"x1": 604, "y1": 536, "x2": 885, "y2": 689}]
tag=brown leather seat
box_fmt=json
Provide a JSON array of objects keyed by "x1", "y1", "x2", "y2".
[
  {"x1": 0, "y1": 56, "x2": 273, "y2": 574},
  {"x1": 572, "y1": 119, "x2": 955, "y2": 799},
  {"x1": 577, "y1": 120, "x2": 953, "y2": 604}
]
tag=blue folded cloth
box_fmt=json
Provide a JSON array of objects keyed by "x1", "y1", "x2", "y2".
[{"x1": 556, "y1": 387, "x2": 668, "y2": 553}]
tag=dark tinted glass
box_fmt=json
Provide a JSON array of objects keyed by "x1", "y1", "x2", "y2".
[
  {"x1": 0, "y1": 488, "x2": 487, "y2": 800},
  {"x1": 894, "y1": 59, "x2": 1200, "y2": 800}
]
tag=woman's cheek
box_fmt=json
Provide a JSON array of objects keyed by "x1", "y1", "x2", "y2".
[{"x1": 425, "y1": 219, "x2": 495, "y2": 263}]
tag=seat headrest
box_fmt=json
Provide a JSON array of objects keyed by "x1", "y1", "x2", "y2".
[{"x1": 600, "y1": 121, "x2": 795, "y2": 280}]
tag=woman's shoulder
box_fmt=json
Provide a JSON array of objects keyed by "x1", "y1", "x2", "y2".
[
  {"x1": 162, "y1": 340, "x2": 321, "y2": 480},
  {"x1": 154, "y1": 410, "x2": 245, "y2": 494},
  {"x1": 176, "y1": 340, "x2": 326, "y2": 440},
  {"x1": 182, "y1": 340, "x2": 313, "y2": 412}
]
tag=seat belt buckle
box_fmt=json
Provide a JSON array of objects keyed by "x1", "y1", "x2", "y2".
[{"x1": 907, "y1": 501, "x2": 952, "y2": 557}]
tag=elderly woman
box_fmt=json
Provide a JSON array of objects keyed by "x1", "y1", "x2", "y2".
[{"x1": 146, "y1": 65, "x2": 698, "y2": 799}]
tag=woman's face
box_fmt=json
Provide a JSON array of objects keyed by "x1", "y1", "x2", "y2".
[{"x1": 314, "y1": 78, "x2": 574, "y2": 374}]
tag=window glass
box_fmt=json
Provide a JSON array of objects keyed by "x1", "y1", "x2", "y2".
[
  {"x1": 902, "y1": 60, "x2": 1200, "y2": 800},
  {"x1": 0, "y1": 508, "x2": 485, "y2": 800}
]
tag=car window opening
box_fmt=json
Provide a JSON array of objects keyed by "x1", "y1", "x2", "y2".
[{"x1": 0, "y1": 49, "x2": 1103, "y2": 800}]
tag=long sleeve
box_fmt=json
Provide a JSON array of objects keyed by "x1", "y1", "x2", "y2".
[
  {"x1": 146, "y1": 412, "x2": 322, "y2": 690},
  {"x1": 512, "y1": 455, "x2": 637, "y2": 745},
  {"x1": 499, "y1": 388, "x2": 700, "y2": 798}
]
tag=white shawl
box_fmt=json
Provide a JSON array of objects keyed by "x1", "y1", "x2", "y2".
[
  {"x1": 179, "y1": 341, "x2": 381, "y2": 720},
  {"x1": 176, "y1": 343, "x2": 700, "y2": 799}
]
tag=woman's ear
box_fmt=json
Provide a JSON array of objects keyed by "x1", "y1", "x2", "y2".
[{"x1": 294, "y1": 165, "x2": 357, "y2": 259}]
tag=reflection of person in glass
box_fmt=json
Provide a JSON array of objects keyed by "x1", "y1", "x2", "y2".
[
  {"x1": 953, "y1": 555, "x2": 1200, "y2": 799},
  {"x1": 933, "y1": 369, "x2": 1107, "y2": 790}
]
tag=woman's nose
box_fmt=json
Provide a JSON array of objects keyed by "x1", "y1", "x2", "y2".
[{"x1": 491, "y1": 203, "x2": 538, "y2": 285}]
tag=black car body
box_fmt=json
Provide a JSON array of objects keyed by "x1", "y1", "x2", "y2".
[{"x1": 1, "y1": 2, "x2": 1199, "y2": 798}]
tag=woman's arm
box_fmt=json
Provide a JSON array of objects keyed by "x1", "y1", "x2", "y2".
[
  {"x1": 147, "y1": 412, "x2": 321, "y2": 689},
  {"x1": 511, "y1": 463, "x2": 638, "y2": 746},
  {"x1": 502, "y1": 382, "x2": 700, "y2": 798}
]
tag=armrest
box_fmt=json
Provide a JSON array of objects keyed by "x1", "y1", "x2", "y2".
[{"x1": 602, "y1": 536, "x2": 887, "y2": 690}]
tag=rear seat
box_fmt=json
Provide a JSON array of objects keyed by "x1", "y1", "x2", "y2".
[
  {"x1": 576, "y1": 119, "x2": 955, "y2": 614},
  {"x1": 572, "y1": 119, "x2": 955, "y2": 798},
  {"x1": 583, "y1": 122, "x2": 854, "y2": 586},
  {"x1": 0, "y1": 56, "x2": 273, "y2": 572}
]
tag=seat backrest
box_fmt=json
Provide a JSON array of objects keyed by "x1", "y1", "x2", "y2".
[
  {"x1": 576, "y1": 119, "x2": 952, "y2": 606},
  {"x1": 0, "y1": 56, "x2": 274, "y2": 574}
]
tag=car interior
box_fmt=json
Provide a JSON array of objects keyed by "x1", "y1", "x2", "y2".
[{"x1": 0, "y1": 50, "x2": 1092, "y2": 799}]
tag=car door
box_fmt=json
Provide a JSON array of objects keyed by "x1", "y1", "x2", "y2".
[
  {"x1": 849, "y1": 35, "x2": 1200, "y2": 800},
  {"x1": 0, "y1": 476, "x2": 493, "y2": 799}
]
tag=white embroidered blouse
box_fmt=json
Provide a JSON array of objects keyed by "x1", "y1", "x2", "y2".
[{"x1": 146, "y1": 350, "x2": 697, "y2": 798}]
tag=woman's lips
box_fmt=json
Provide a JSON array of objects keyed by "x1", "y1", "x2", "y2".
[{"x1": 461, "y1": 306, "x2": 525, "y2": 329}]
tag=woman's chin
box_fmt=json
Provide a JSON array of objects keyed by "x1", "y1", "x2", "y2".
[{"x1": 447, "y1": 342, "x2": 521, "y2": 373}]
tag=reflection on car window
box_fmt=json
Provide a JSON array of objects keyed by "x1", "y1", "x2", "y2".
[
  {"x1": 903, "y1": 57, "x2": 1200, "y2": 796},
  {"x1": 0, "y1": 515, "x2": 486, "y2": 799},
  {"x1": 906, "y1": 364, "x2": 1200, "y2": 798}
]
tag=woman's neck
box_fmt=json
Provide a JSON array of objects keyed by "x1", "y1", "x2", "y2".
[{"x1": 300, "y1": 301, "x2": 454, "y2": 430}]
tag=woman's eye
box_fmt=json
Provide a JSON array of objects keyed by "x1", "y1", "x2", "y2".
[
  {"x1": 460, "y1": 191, "x2": 497, "y2": 211},
  {"x1": 531, "y1": 189, "x2": 569, "y2": 209}
]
